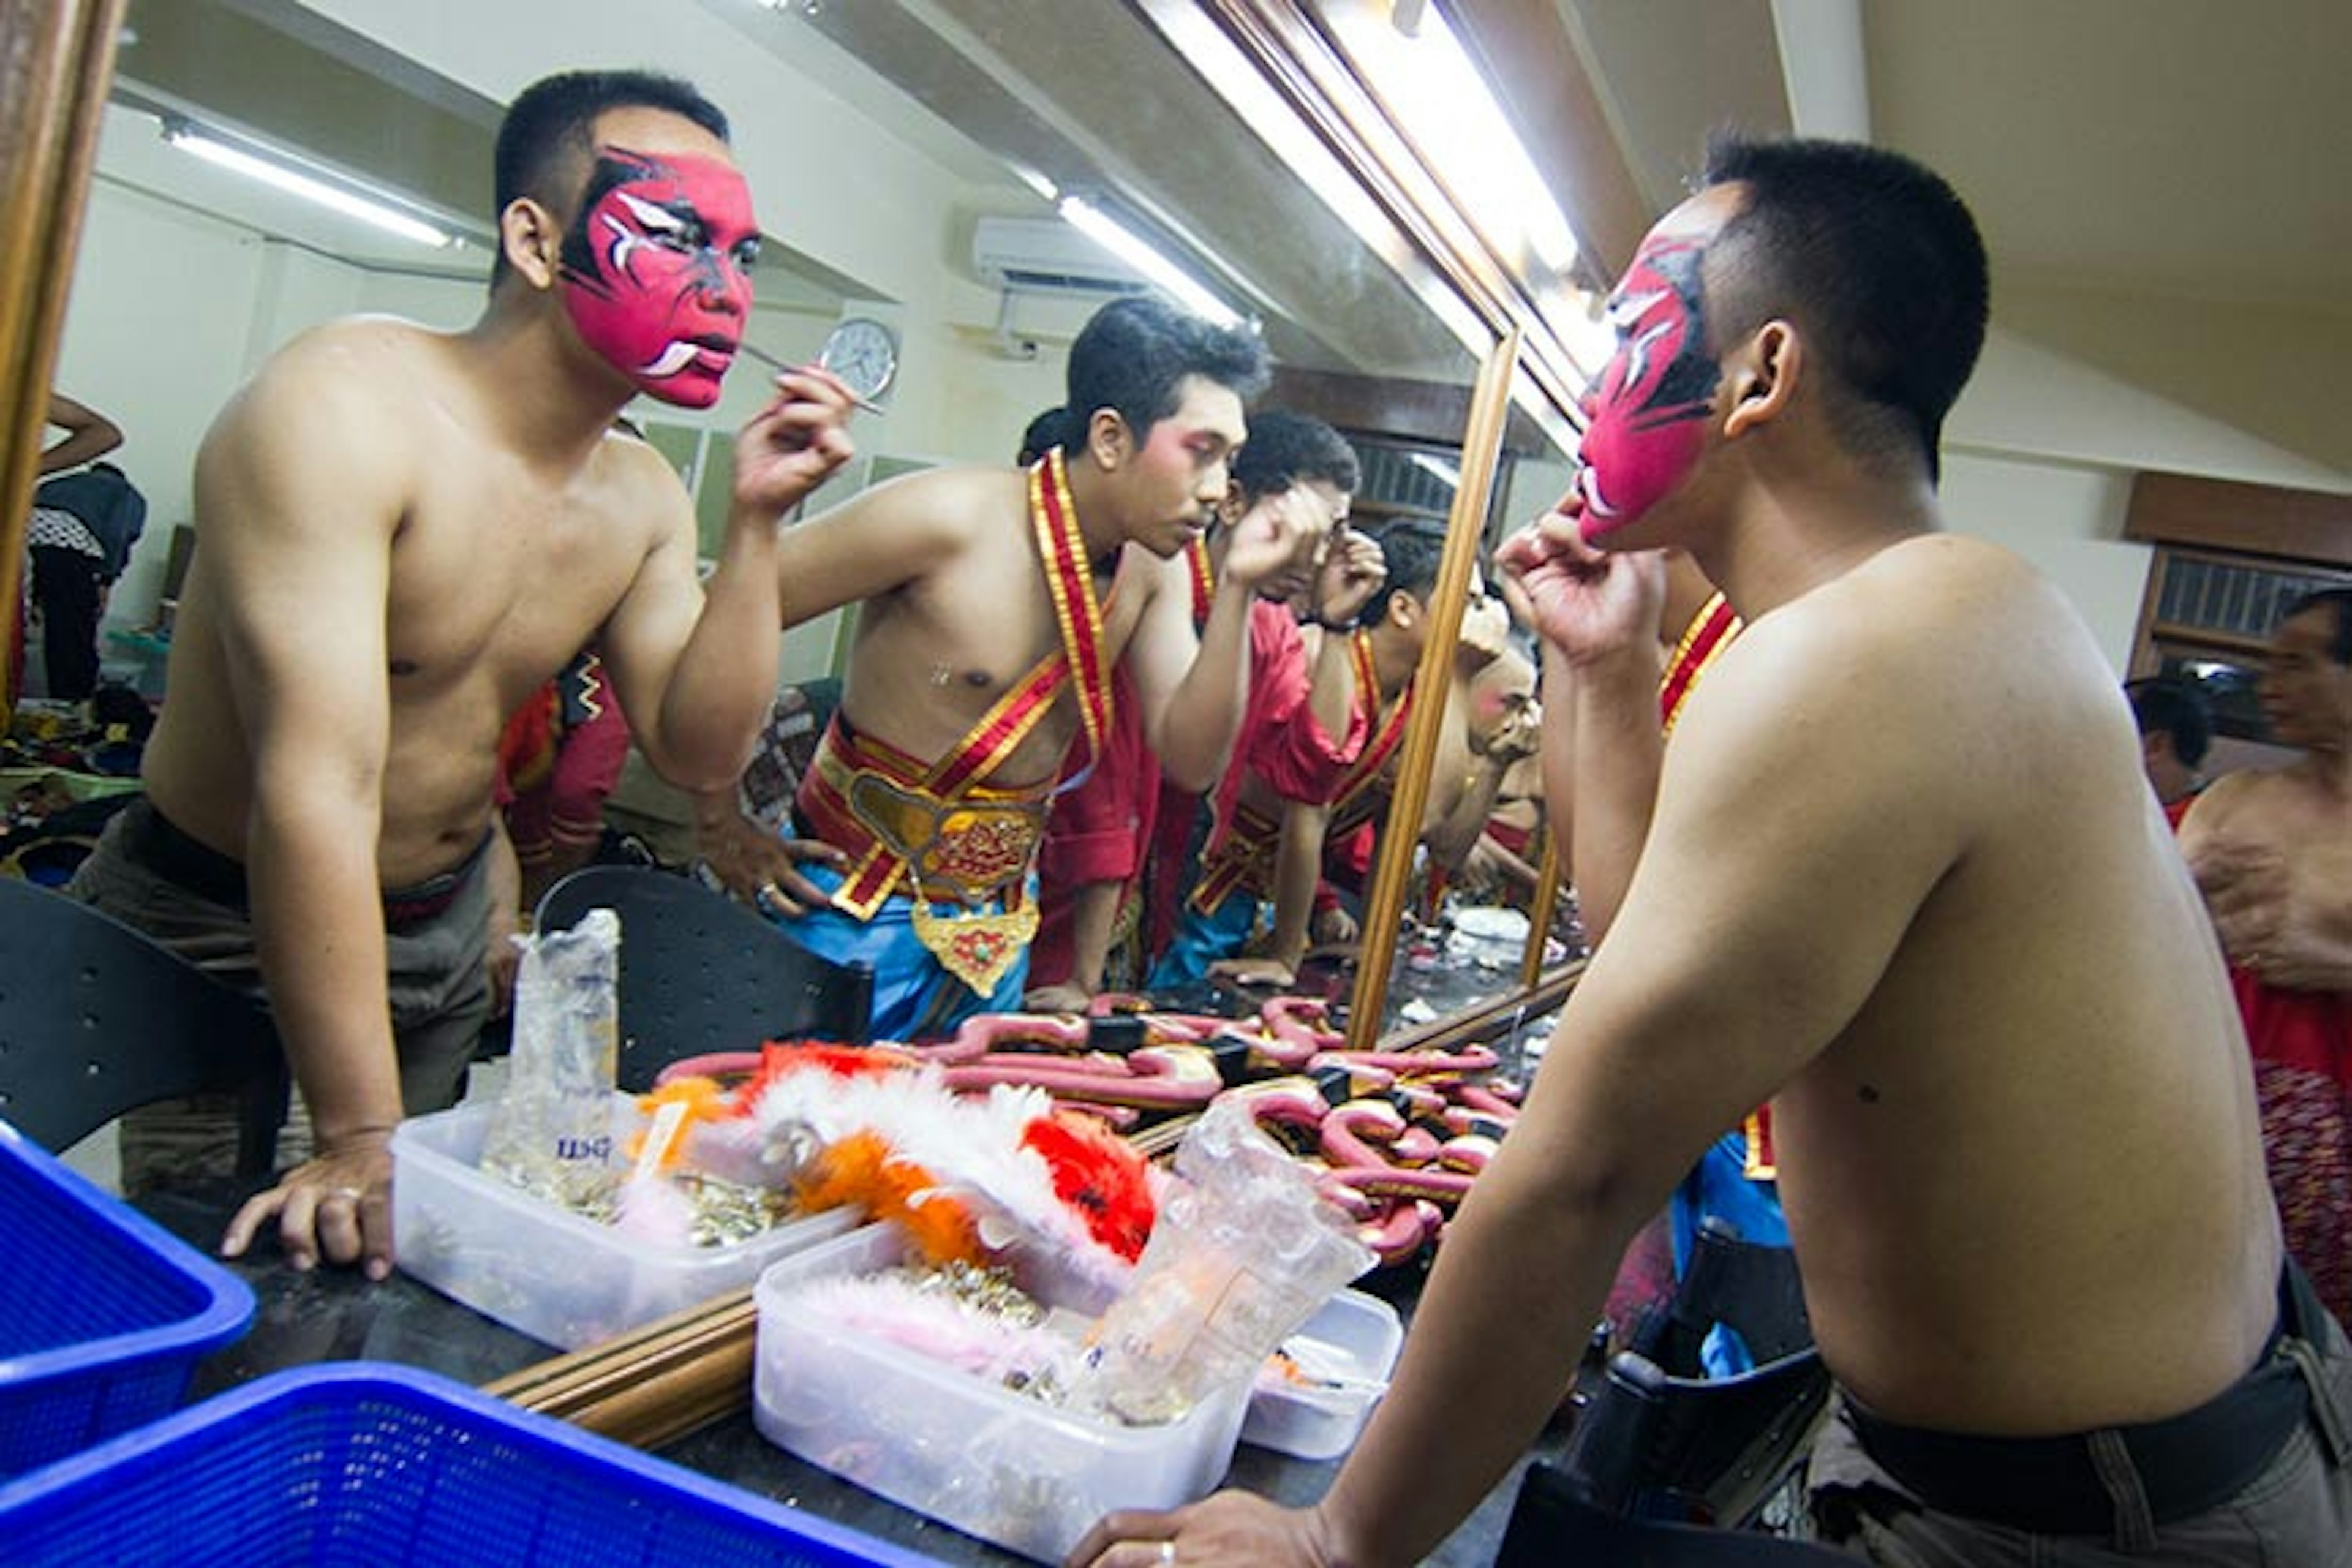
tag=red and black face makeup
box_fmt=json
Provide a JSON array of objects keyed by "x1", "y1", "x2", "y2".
[
  {"x1": 558, "y1": 146, "x2": 758, "y2": 409},
  {"x1": 1574, "y1": 233, "x2": 1720, "y2": 540}
]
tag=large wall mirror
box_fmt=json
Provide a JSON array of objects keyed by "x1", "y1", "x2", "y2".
[{"x1": 3, "y1": 0, "x2": 1612, "y2": 1052}]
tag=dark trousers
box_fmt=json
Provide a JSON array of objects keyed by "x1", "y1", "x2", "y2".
[{"x1": 29, "y1": 545, "x2": 104, "y2": 701}]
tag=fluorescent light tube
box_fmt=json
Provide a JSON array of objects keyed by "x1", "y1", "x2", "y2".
[
  {"x1": 165, "y1": 126, "x2": 452, "y2": 248},
  {"x1": 1058, "y1": 196, "x2": 1242, "y2": 328}
]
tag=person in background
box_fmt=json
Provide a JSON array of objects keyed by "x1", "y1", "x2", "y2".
[
  {"x1": 1305, "y1": 518, "x2": 1456, "y2": 918},
  {"x1": 1076, "y1": 135, "x2": 2334, "y2": 1568},
  {"x1": 27, "y1": 455, "x2": 147, "y2": 703},
  {"x1": 2128, "y1": 673, "x2": 2215, "y2": 829},
  {"x1": 36, "y1": 391, "x2": 123, "y2": 476},
  {"x1": 67, "y1": 68, "x2": 856, "y2": 1278},
  {"x1": 2179, "y1": 589, "x2": 2352, "y2": 1322},
  {"x1": 11, "y1": 394, "x2": 130, "y2": 709},
  {"x1": 494, "y1": 649, "x2": 632, "y2": 915},
  {"x1": 691, "y1": 678, "x2": 849, "y2": 916},
  {"x1": 744, "y1": 296, "x2": 1330, "y2": 1041},
  {"x1": 1138, "y1": 410, "x2": 1384, "y2": 991}
]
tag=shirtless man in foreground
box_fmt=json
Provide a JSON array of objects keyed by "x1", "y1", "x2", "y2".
[
  {"x1": 69, "y1": 69, "x2": 855, "y2": 1278},
  {"x1": 750, "y1": 298, "x2": 1330, "y2": 1040},
  {"x1": 1074, "y1": 137, "x2": 2337, "y2": 1567}
]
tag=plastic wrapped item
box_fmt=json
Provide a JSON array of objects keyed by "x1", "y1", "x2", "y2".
[
  {"x1": 755, "y1": 1223, "x2": 1248, "y2": 1563},
  {"x1": 1242, "y1": 1287, "x2": 1403, "y2": 1460},
  {"x1": 477, "y1": 909, "x2": 621, "y2": 1209},
  {"x1": 394, "y1": 1093, "x2": 856, "y2": 1350},
  {"x1": 1078, "y1": 1098, "x2": 1375, "y2": 1425}
]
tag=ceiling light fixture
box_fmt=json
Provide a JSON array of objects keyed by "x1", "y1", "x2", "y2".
[
  {"x1": 1330, "y1": 4, "x2": 1579, "y2": 274},
  {"x1": 1057, "y1": 195, "x2": 1242, "y2": 328},
  {"x1": 162, "y1": 121, "x2": 454, "y2": 248}
]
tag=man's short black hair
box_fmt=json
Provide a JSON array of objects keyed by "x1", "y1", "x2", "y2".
[
  {"x1": 1016, "y1": 406, "x2": 1079, "y2": 466},
  {"x1": 1340, "y1": 516, "x2": 1449, "y2": 631},
  {"x1": 2282, "y1": 587, "x2": 2352, "y2": 666},
  {"x1": 2127, "y1": 677, "x2": 2213, "y2": 769},
  {"x1": 1065, "y1": 297, "x2": 1269, "y2": 444},
  {"x1": 1700, "y1": 135, "x2": 1989, "y2": 484},
  {"x1": 489, "y1": 69, "x2": 731, "y2": 292},
  {"x1": 1231, "y1": 409, "x2": 1360, "y2": 501}
]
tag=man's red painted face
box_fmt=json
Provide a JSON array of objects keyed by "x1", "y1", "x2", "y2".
[
  {"x1": 559, "y1": 146, "x2": 758, "y2": 409},
  {"x1": 1573, "y1": 233, "x2": 1719, "y2": 541}
]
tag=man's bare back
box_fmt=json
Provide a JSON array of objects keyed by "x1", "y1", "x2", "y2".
[
  {"x1": 1668, "y1": 534, "x2": 2280, "y2": 1433},
  {"x1": 145, "y1": 318, "x2": 688, "y2": 884}
]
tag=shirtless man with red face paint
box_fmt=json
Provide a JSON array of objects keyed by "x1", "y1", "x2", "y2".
[
  {"x1": 67, "y1": 70, "x2": 856, "y2": 1280},
  {"x1": 1075, "y1": 137, "x2": 2342, "y2": 1568}
]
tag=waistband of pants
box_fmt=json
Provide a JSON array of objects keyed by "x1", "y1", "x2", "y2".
[
  {"x1": 131, "y1": 798, "x2": 490, "y2": 932},
  {"x1": 1845, "y1": 1262, "x2": 2324, "y2": 1534}
]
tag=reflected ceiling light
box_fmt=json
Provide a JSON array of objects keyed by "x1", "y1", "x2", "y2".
[
  {"x1": 1057, "y1": 196, "x2": 1242, "y2": 328},
  {"x1": 1409, "y1": 452, "x2": 1461, "y2": 491},
  {"x1": 163, "y1": 121, "x2": 453, "y2": 248},
  {"x1": 1333, "y1": 4, "x2": 1579, "y2": 274},
  {"x1": 1014, "y1": 165, "x2": 1061, "y2": 205}
]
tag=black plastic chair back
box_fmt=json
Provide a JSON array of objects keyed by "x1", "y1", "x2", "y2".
[
  {"x1": 1496, "y1": 1464, "x2": 1854, "y2": 1566},
  {"x1": 1542, "y1": 1219, "x2": 1833, "y2": 1544},
  {"x1": 533, "y1": 866, "x2": 873, "y2": 1090},
  {"x1": 0, "y1": 877, "x2": 282, "y2": 1170}
]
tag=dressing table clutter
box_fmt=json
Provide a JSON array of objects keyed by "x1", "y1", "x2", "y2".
[{"x1": 378, "y1": 899, "x2": 1492, "y2": 1559}]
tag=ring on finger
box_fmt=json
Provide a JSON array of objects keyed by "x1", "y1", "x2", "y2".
[
  {"x1": 330, "y1": 1186, "x2": 366, "y2": 1204},
  {"x1": 1156, "y1": 1544, "x2": 1177, "y2": 1566}
]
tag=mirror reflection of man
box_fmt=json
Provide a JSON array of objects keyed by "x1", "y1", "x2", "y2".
[
  {"x1": 731, "y1": 298, "x2": 1332, "y2": 1042},
  {"x1": 2179, "y1": 589, "x2": 2352, "y2": 1321},
  {"x1": 1139, "y1": 411, "x2": 1385, "y2": 993},
  {"x1": 67, "y1": 69, "x2": 855, "y2": 1279}
]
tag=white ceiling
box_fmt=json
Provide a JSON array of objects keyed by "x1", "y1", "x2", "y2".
[
  {"x1": 1565, "y1": 0, "x2": 2350, "y2": 317},
  {"x1": 92, "y1": 0, "x2": 2352, "y2": 384}
]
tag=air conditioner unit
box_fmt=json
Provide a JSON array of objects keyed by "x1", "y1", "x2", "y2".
[{"x1": 971, "y1": 215, "x2": 1150, "y2": 298}]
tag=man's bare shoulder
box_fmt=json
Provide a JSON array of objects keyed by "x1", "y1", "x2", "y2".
[
  {"x1": 251, "y1": 315, "x2": 455, "y2": 398},
  {"x1": 2188, "y1": 760, "x2": 2334, "y2": 832},
  {"x1": 209, "y1": 318, "x2": 452, "y2": 453}
]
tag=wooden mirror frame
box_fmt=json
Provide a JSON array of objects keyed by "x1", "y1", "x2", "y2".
[
  {"x1": 1163, "y1": 1, "x2": 1615, "y2": 1047},
  {"x1": 0, "y1": 0, "x2": 127, "y2": 715}
]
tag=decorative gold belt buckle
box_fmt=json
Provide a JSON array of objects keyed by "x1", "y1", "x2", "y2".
[
  {"x1": 849, "y1": 772, "x2": 1040, "y2": 904},
  {"x1": 910, "y1": 887, "x2": 1038, "y2": 996}
]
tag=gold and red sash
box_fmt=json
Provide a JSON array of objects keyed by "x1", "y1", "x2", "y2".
[
  {"x1": 1188, "y1": 799, "x2": 1281, "y2": 914},
  {"x1": 1659, "y1": 591, "x2": 1741, "y2": 738},
  {"x1": 1327, "y1": 633, "x2": 1415, "y2": 837},
  {"x1": 1655, "y1": 591, "x2": 1771, "y2": 1172},
  {"x1": 1031, "y1": 449, "x2": 1116, "y2": 771},
  {"x1": 1186, "y1": 535, "x2": 1215, "y2": 629},
  {"x1": 789, "y1": 448, "x2": 1117, "y2": 994}
]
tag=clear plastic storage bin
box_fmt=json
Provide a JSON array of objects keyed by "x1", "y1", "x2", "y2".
[
  {"x1": 755, "y1": 1223, "x2": 1251, "y2": 1564},
  {"x1": 393, "y1": 1093, "x2": 856, "y2": 1350},
  {"x1": 1241, "y1": 1286, "x2": 1404, "y2": 1461}
]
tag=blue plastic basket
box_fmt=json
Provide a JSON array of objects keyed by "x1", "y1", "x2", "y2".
[
  {"x1": 0, "y1": 1362, "x2": 945, "y2": 1566},
  {"x1": 0, "y1": 1121, "x2": 255, "y2": 1477}
]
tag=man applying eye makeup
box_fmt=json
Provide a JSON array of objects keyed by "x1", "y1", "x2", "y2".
[{"x1": 67, "y1": 68, "x2": 857, "y2": 1281}]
